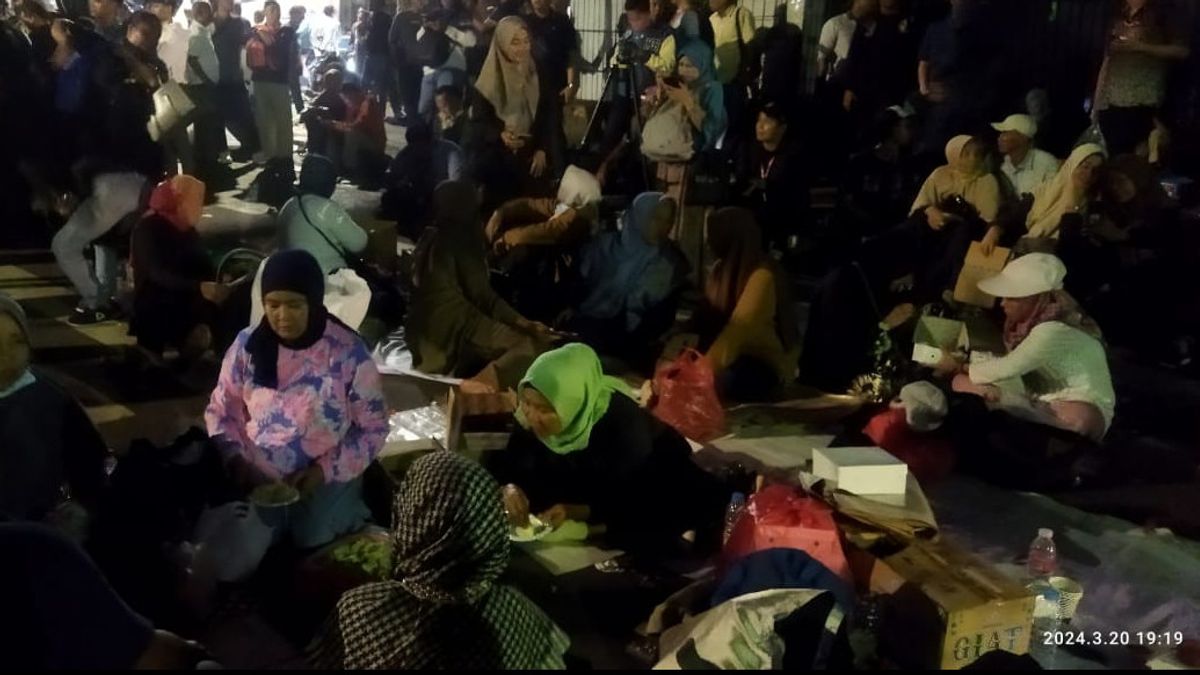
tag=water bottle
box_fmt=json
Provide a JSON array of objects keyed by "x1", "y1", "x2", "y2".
[
  {"x1": 1027, "y1": 528, "x2": 1058, "y2": 578},
  {"x1": 722, "y1": 492, "x2": 746, "y2": 545}
]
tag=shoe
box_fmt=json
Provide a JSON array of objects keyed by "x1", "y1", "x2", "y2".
[
  {"x1": 385, "y1": 116, "x2": 406, "y2": 126},
  {"x1": 69, "y1": 305, "x2": 117, "y2": 325}
]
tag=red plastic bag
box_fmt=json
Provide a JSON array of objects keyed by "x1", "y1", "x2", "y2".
[
  {"x1": 863, "y1": 408, "x2": 955, "y2": 486},
  {"x1": 722, "y1": 485, "x2": 853, "y2": 587},
  {"x1": 651, "y1": 348, "x2": 727, "y2": 442}
]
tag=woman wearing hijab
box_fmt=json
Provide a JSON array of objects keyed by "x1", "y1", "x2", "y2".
[
  {"x1": 309, "y1": 451, "x2": 569, "y2": 669},
  {"x1": 936, "y1": 253, "x2": 1114, "y2": 443},
  {"x1": 129, "y1": 175, "x2": 232, "y2": 361},
  {"x1": 463, "y1": 16, "x2": 554, "y2": 210},
  {"x1": 406, "y1": 181, "x2": 552, "y2": 393},
  {"x1": 693, "y1": 207, "x2": 799, "y2": 401},
  {"x1": 655, "y1": 39, "x2": 727, "y2": 154},
  {"x1": 279, "y1": 155, "x2": 369, "y2": 276},
  {"x1": 572, "y1": 192, "x2": 688, "y2": 361},
  {"x1": 493, "y1": 344, "x2": 729, "y2": 555},
  {"x1": 1020, "y1": 143, "x2": 1105, "y2": 247},
  {"x1": 205, "y1": 250, "x2": 388, "y2": 549},
  {"x1": 1, "y1": 295, "x2": 107, "y2": 528}
]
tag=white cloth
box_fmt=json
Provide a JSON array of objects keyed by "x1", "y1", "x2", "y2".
[
  {"x1": 187, "y1": 22, "x2": 220, "y2": 84},
  {"x1": 158, "y1": 20, "x2": 192, "y2": 83},
  {"x1": 249, "y1": 262, "x2": 372, "y2": 331},
  {"x1": 968, "y1": 321, "x2": 1116, "y2": 431},
  {"x1": 310, "y1": 13, "x2": 341, "y2": 55},
  {"x1": 1001, "y1": 147, "x2": 1061, "y2": 198},
  {"x1": 817, "y1": 13, "x2": 856, "y2": 76}
]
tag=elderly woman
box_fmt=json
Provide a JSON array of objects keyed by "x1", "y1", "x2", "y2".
[
  {"x1": 130, "y1": 175, "x2": 231, "y2": 362},
  {"x1": 938, "y1": 253, "x2": 1114, "y2": 443},
  {"x1": 571, "y1": 192, "x2": 688, "y2": 361},
  {"x1": 1019, "y1": 143, "x2": 1105, "y2": 249},
  {"x1": 1, "y1": 296, "x2": 107, "y2": 528},
  {"x1": 493, "y1": 344, "x2": 729, "y2": 555},
  {"x1": 693, "y1": 207, "x2": 800, "y2": 401},
  {"x1": 407, "y1": 181, "x2": 552, "y2": 393},
  {"x1": 309, "y1": 452, "x2": 569, "y2": 669},
  {"x1": 463, "y1": 16, "x2": 555, "y2": 210},
  {"x1": 205, "y1": 250, "x2": 388, "y2": 549}
]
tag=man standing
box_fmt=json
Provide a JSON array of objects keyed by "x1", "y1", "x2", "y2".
[
  {"x1": 525, "y1": 0, "x2": 578, "y2": 176},
  {"x1": 185, "y1": 0, "x2": 222, "y2": 188},
  {"x1": 288, "y1": 5, "x2": 308, "y2": 111},
  {"x1": 817, "y1": 0, "x2": 876, "y2": 83},
  {"x1": 247, "y1": 0, "x2": 301, "y2": 162},
  {"x1": 842, "y1": 0, "x2": 913, "y2": 120},
  {"x1": 993, "y1": 113, "x2": 1060, "y2": 199},
  {"x1": 145, "y1": 0, "x2": 195, "y2": 175},
  {"x1": 360, "y1": 0, "x2": 394, "y2": 116},
  {"x1": 709, "y1": 0, "x2": 755, "y2": 151},
  {"x1": 310, "y1": 5, "x2": 340, "y2": 64},
  {"x1": 390, "y1": 0, "x2": 426, "y2": 124},
  {"x1": 88, "y1": 0, "x2": 127, "y2": 43},
  {"x1": 53, "y1": 11, "x2": 165, "y2": 325},
  {"x1": 211, "y1": 0, "x2": 259, "y2": 161}
]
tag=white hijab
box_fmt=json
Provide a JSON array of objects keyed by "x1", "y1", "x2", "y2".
[{"x1": 1025, "y1": 143, "x2": 1105, "y2": 239}]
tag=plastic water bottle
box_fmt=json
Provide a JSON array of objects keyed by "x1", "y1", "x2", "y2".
[
  {"x1": 722, "y1": 492, "x2": 746, "y2": 545},
  {"x1": 1027, "y1": 528, "x2": 1058, "y2": 578}
]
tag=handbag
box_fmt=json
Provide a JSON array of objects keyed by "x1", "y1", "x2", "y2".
[
  {"x1": 147, "y1": 80, "x2": 196, "y2": 142},
  {"x1": 686, "y1": 151, "x2": 732, "y2": 206},
  {"x1": 733, "y1": 7, "x2": 761, "y2": 97},
  {"x1": 641, "y1": 100, "x2": 695, "y2": 164}
]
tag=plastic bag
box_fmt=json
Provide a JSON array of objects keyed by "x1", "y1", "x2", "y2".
[
  {"x1": 250, "y1": 261, "x2": 371, "y2": 330},
  {"x1": 651, "y1": 348, "x2": 727, "y2": 443},
  {"x1": 192, "y1": 501, "x2": 273, "y2": 583},
  {"x1": 722, "y1": 485, "x2": 853, "y2": 586}
]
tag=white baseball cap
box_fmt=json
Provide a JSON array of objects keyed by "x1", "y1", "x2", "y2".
[
  {"x1": 991, "y1": 114, "x2": 1038, "y2": 139},
  {"x1": 977, "y1": 253, "x2": 1067, "y2": 299}
]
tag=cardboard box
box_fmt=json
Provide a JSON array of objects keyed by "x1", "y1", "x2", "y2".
[
  {"x1": 912, "y1": 315, "x2": 1004, "y2": 365},
  {"x1": 855, "y1": 539, "x2": 1036, "y2": 670},
  {"x1": 953, "y1": 241, "x2": 1011, "y2": 308},
  {"x1": 445, "y1": 389, "x2": 517, "y2": 457},
  {"x1": 812, "y1": 447, "x2": 908, "y2": 496}
]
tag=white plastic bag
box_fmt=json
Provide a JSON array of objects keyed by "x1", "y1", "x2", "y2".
[
  {"x1": 192, "y1": 501, "x2": 273, "y2": 583},
  {"x1": 147, "y1": 80, "x2": 196, "y2": 142},
  {"x1": 250, "y1": 260, "x2": 371, "y2": 330}
]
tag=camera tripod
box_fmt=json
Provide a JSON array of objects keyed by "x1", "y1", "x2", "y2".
[{"x1": 578, "y1": 41, "x2": 654, "y2": 190}]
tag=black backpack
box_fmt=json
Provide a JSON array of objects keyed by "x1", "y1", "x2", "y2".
[
  {"x1": 412, "y1": 29, "x2": 452, "y2": 69},
  {"x1": 249, "y1": 157, "x2": 296, "y2": 209}
]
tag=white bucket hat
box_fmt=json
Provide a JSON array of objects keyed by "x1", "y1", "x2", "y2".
[
  {"x1": 992, "y1": 113, "x2": 1038, "y2": 139},
  {"x1": 977, "y1": 253, "x2": 1067, "y2": 299},
  {"x1": 893, "y1": 381, "x2": 948, "y2": 432}
]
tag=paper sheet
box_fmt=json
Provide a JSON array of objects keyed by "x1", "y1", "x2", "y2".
[
  {"x1": 374, "y1": 352, "x2": 465, "y2": 386},
  {"x1": 519, "y1": 541, "x2": 623, "y2": 576},
  {"x1": 708, "y1": 434, "x2": 836, "y2": 469}
]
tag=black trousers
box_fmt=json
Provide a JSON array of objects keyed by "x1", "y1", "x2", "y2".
[
  {"x1": 214, "y1": 82, "x2": 260, "y2": 154},
  {"x1": 183, "y1": 84, "x2": 222, "y2": 185}
]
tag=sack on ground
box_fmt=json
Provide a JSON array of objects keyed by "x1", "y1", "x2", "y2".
[{"x1": 651, "y1": 348, "x2": 727, "y2": 442}]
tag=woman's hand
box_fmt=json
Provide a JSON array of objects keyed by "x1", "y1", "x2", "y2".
[
  {"x1": 662, "y1": 81, "x2": 692, "y2": 107},
  {"x1": 539, "y1": 504, "x2": 590, "y2": 530},
  {"x1": 925, "y1": 205, "x2": 950, "y2": 231},
  {"x1": 501, "y1": 129, "x2": 526, "y2": 152},
  {"x1": 980, "y1": 226, "x2": 1003, "y2": 256},
  {"x1": 882, "y1": 303, "x2": 916, "y2": 331},
  {"x1": 560, "y1": 82, "x2": 577, "y2": 104},
  {"x1": 484, "y1": 210, "x2": 504, "y2": 242},
  {"x1": 529, "y1": 150, "x2": 547, "y2": 178},
  {"x1": 200, "y1": 281, "x2": 233, "y2": 305},
  {"x1": 503, "y1": 484, "x2": 530, "y2": 528},
  {"x1": 516, "y1": 317, "x2": 556, "y2": 340},
  {"x1": 286, "y1": 463, "x2": 325, "y2": 499},
  {"x1": 933, "y1": 351, "x2": 966, "y2": 379}
]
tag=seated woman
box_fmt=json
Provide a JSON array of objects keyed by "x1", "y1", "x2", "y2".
[
  {"x1": 1, "y1": 296, "x2": 107, "y2": 530},
  {"x1": 938, "y1": 253, "x2": 1114, "y2": 443},
  {"x1": 736, "y1": 101, "x2": 808, "y2": 253},
  {"x1": 205, "y1": 250, "x2": 388, "y2": 549},
  {"x1": 485, "y1": 165, "x2": 602, "y2": 321},
  {"x1": 1018, "y1": 143, "x2": 1105, "y2": 251},
  {"x1": 838, "y1": 105, "x2": 924, "y2": 242},
  {"x1": 693, "y1": 207, "x2": 800, "y2": 402},
  {"x1": 279, "y1": 155, "x2": 369, "y2": 276},
  {"x1": 491, "y1": 344, "x2": 729, "y2": 555},
  {"x1": 462, "y1": 16, "x2": 555, "y2": 211},
  {"x1": 129, "y1": 175, "x2": 233, "y2": 363},
  {"x1": 309, "y1": 452, "x2": 569, "y2": 669},
  {"x1": 406, "y1": 181, "x2": 553, "y2": 393},
  {"x1": 570, "y1": 192, "x2": 687, "y2": 365}
]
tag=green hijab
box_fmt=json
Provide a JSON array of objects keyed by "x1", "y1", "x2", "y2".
[{"x1": 515, "y1": 344, "x2": 634, "y2": 455}]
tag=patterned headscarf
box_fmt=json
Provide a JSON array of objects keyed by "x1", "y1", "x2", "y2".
[{"x1": 309, "y1": 452, "x2": 568, "y2": 670}]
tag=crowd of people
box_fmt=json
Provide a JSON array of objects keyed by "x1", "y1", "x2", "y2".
[{"x1": 2, "y1": 0, "x2": 1199, "y2": 669}]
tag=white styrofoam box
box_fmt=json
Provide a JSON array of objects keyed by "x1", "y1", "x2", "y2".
[{"x1": 812, "y1": 447, "x2": 909, "y2": 496}]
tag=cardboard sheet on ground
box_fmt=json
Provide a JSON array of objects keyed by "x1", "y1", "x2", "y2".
[
  {"x1": 804, "y1": 471, "x2": 938, "y2": 540},
  {"x1": 707, "y1": 433, "x2": 837, "y2": 469},
  {"x1": 518, "y1": 541, "x2": 623, "y2": 576},
  {"x1": 953, "y1": 241, "x2": 1011, "y2": 307}
]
